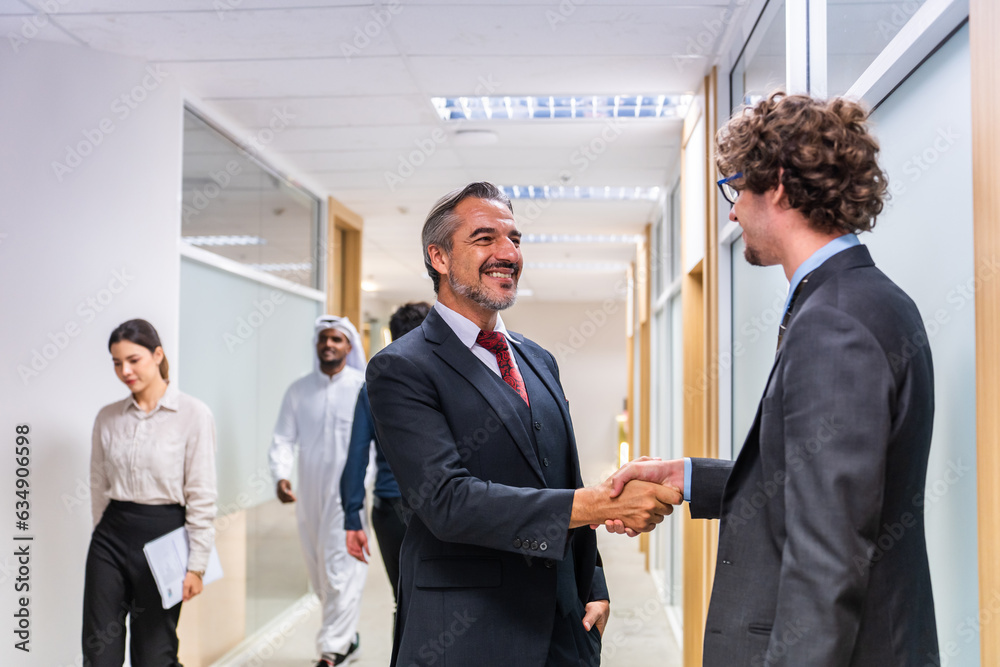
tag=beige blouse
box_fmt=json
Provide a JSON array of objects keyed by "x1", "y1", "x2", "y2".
[{"x1": 90, "y1": 382, "x2": 217, "y2": 572}]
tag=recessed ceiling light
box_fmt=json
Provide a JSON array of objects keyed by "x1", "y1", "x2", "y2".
[
  {"x1": 502, "y1": 185, "x2": 661, "y2": 201},
  {"x1": 432, "y1": 95, "x2": 692, "y2": 121},
  {"x1": 522, "y1": 234, "x2": 644, "y2": 244}
]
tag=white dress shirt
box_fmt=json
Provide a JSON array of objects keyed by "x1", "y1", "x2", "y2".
[
  {"x1": 433, "y1": 301, "x2": 522, "y2": 377},
  {"x1": 90, "y1": 382, "x2": 217, "y2": 572}
]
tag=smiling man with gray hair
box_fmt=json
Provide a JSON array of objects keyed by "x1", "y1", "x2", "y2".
[{"x1": 367, "y1": 181, "x2": 678, "y2": 666}]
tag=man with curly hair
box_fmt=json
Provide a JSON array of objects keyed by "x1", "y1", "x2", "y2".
[{"x1": 609, "y1": 93, "x2": 938, "y2": 665}]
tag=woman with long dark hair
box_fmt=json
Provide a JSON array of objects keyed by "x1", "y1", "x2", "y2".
[{"x1": 82, "y1": 319, "x2": 217, "y2": 666}]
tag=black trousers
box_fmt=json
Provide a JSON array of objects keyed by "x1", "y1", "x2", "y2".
[
  {"x1": 82, "y1": 500, "x2": 187, "y2": 667},
  {"x1": 371, "y1": 495, "x2": 408, "y2": 602}
]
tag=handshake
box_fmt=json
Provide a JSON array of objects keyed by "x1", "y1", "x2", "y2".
[{"x1": 570, "y1": 457, "x2": 685, "y2": 536}]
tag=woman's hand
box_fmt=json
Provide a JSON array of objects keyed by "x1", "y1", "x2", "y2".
[{"x1": 182, "y1": 571, "x2": 204, "y2": 602}]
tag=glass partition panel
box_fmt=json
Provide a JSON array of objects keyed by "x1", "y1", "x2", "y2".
[
  {"x1": 865, "y1": 25, "x2": 977, "y2": 664},
  {"x1": 180, "y1": 254, "x2": 321, "y2": 634},
  {"x1": 668, "y1": 295, "x2": 684, "y2": 606},
  {"x1": 730, "y1": 239, "x2": 787, "y2": 454},
  {"x1": 730, "y1": 0, "x2": 786, "y2": 110},
  {"x1": 827, "y1": 0, "x2": 930, "y2": 96},
  {"x1": 182, "y1": 109, "x2": 320, "y2": 289}
]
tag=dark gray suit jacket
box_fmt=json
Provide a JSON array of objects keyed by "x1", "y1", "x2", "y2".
[
  {"x1": 367, "y1": 308, "x2": 608, "y2": 667},
  {"x1": 691, "y1": 245, "x2": 938, "y2": 665}
]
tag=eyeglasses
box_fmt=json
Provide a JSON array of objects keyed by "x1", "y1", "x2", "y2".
[{"x1": 717, "y1": 172, "x2": 743, "y2": 206}]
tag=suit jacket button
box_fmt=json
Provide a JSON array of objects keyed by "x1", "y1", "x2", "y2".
[
  {"x1": 542, "y1": 457, "x2": 550, "y2": 467},
  {"x1": 531, "y1": 540, "x2": 539, "y2": 550},
  {"x1": 539, "y1": 541, "x2": 548, "y2": 551},
  {"x1": 513, "y1": 538, "x2": 522, "y2": 548},
  {"x1": 544, "y1": 559, "x2": 554, "y2": 568},
  {"x1": 534, "y1": 421, "x2": 542, "y2": 431}
]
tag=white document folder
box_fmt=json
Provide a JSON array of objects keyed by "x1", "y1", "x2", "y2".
[{"x1": 142, "y1": 527, "x2": 223, "y2": 609}]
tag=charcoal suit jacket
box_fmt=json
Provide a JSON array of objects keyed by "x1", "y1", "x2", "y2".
[
  {"x1": 690, "y1": 244, "x2": 938, "y2": 665},
  {"x1": 366, "y1": 307, "x2": 608, "y2": 667}
]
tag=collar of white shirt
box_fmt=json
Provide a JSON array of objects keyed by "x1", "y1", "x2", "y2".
[
  {"x1": 123, "y1": 380, "x2": 179, "y2": 415},
  {"x1": 434, "y1": 301, "x2": 513, "y2": 350}
]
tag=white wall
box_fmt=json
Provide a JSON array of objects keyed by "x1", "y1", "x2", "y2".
[
  {"x1": 503, "y1": 300, "x2": 627, "y2": 485},
  {"x1": 0, "y1": 41, "x2": 183, "y2": 665}
]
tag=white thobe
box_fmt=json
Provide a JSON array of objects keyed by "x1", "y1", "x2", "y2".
[{"x1": 269, "y1": 366, "x2": 368, "y2": 656}]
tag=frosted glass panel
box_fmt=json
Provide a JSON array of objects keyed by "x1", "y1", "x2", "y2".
[
  {"x1": 730, "y1": 239, "x2": 787, "y2": 453},
  {"x1": 179, "y1": 256, "x2": 321, "y2": 634},
  {"x1": 669, "y1": 295, "x2": 684, "y2": 606},
  {"x1": 827, "y1": 0, "x2": 930, "y2": 96},
  {"x1": 866, "y1": 25, "x2": 977, "y2": 665}
]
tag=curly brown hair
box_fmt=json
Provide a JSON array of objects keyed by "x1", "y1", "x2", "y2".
[{"x1": 716, "y1": 92, "x2": 888, "y2": 234}]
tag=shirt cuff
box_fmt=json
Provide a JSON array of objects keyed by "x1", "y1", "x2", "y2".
[
  {"x1": 683, "y1": 457, "x2": 692, "y2": 502},
  {"x1": 344, "y1": 512, "x2": 363, "y2": 531}
]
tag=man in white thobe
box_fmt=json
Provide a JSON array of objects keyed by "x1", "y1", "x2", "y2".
[{"x1": 269, "y1": 315, "x2": 368, "y2": 666}]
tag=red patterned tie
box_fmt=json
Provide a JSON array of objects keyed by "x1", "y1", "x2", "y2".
[{"x1": 476, "y1": 330, "x2": 529, "y2": 406}]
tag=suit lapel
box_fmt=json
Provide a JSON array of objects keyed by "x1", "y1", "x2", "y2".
[
  {"x1": 510, "y1": 336, "x2": 584, "y2": 486},
  {"x1": 726, "y1": 244, "x2": 876, "y2": 503},
  {"x1": 424, "y1": 312, "x2": 546, "y2": 484}
]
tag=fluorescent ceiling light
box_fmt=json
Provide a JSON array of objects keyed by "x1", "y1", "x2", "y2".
[
  {"x1": 526, "y1": 262, "x2": 630, "y2": 272},
  {"x1": 361, "y1": 280, "x2": 379, "y2": 292},
  {"x1": 183, "y1": 235, "x2": 266, "y2": 247},
  {"x1": 502, "y1": 185, "x2": 661, "y2": 201},
  {"x1": 522, "y1": 234, "x2": 644, "y2": 244},
  {"x1": 431, "y1": 95, "x2": 692, "y2": 121}
]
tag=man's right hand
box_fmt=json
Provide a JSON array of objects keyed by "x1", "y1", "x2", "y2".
[
  {"x1": 276, "y1": 479, "x2": 296, "y2": 503},
  {"x1": 570, "y1": 478, "x2": 678, "y2": 533},
  {"x1": 608, "y1": 457, "x2": 685, "y2": 498},
  {"x1": 346, "y1": 529, "x2": 370, "y2": 563}
]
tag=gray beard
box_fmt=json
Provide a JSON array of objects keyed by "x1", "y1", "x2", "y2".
[{"x1": 449, "y1": 272, "x2": 517, "y2": 311}]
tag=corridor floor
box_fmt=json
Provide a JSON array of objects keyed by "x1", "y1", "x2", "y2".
[{"x1": 243, "y1": 530, "x2": 682, "y2": 666}]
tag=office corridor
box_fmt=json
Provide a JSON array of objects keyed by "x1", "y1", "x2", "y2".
[{"x1": 224, "y1": 530, "x2": 681, "y2": 666}]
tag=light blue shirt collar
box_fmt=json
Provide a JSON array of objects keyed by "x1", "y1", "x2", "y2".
[
  {"x1": 782, "y1": 234, "x2": 861, "y2": 318},
  {"x1": 434, "y1": 301, "x2": 511, "y2": 350}
]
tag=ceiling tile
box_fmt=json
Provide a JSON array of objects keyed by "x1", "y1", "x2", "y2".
[
  {"x1": 163, "y1": 57, "x2": 420, "y2": 98},
  {"x1": 55, "y1": 7, "x2": 397, "y2": 61}
]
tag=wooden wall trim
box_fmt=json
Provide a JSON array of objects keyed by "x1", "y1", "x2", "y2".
[
  {"x1": 680, "y1": 73, "x2": 719, "y2": 667},
  {"x1": 326, "y1": 196, "x2": 363, "y2": 327},
  {"x1": 971, "y1": 0, "x2": 1000, "y2": 662}
]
